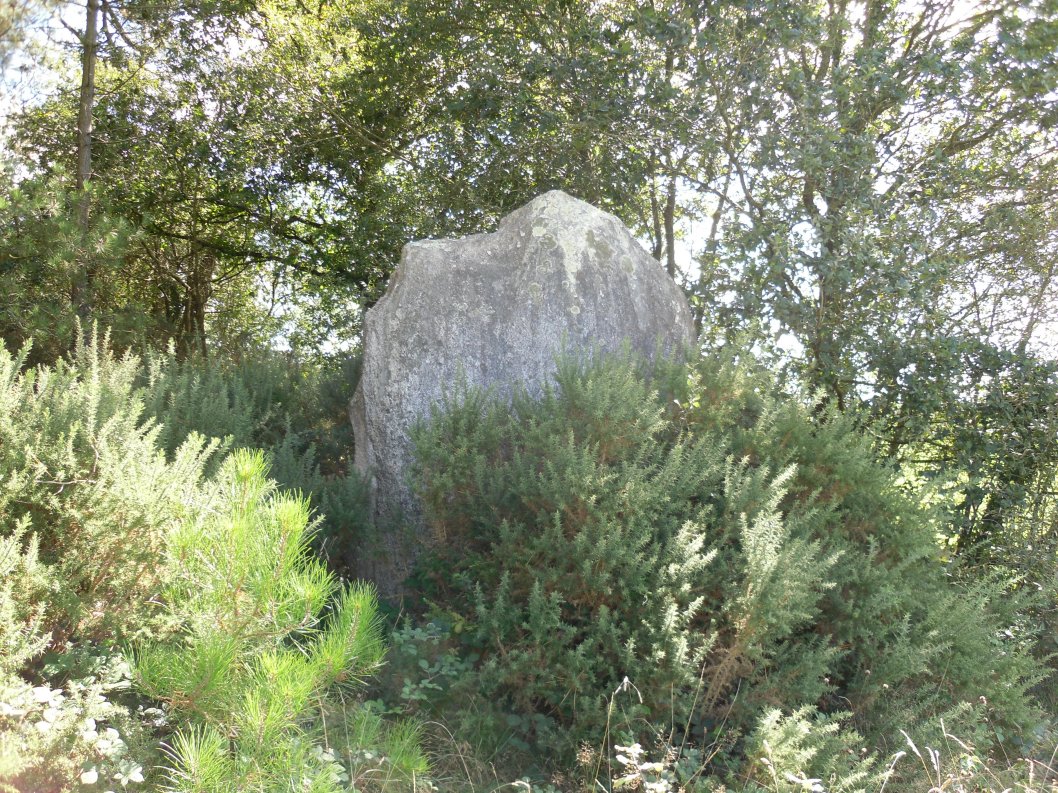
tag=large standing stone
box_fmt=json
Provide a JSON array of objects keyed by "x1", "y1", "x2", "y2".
[{"x1": 350, "y1": 190, "x2": 695, "y2": 594}]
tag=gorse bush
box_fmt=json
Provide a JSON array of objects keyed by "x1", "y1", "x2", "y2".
[
  {"x1": 411, "y1": 351, "x2": 1047, "y2": 781},
  {"x1": 141, "y1": 348, "x2": 370, "y2": 572},
  {"x1": 0, "y1": 524, "x2": 50, "y2": 676},
  {"x1": 674, "y1": 357, "x2": 1045, "y2": 750},
  {"x1": 740, "y1": 707, "x2": 881, "y2": 792},
  {"x1": 413, "y1": 356, "x2": 717, "y2": 747},
  {"x1": 0, "y1": 331, "x2": 217, "y2": 646},
  {"x1": 141, "y1": 345, "x2": 359, "y2": 477},
  {"x1": 0, "y1": 331, "x2": 213, "y2": 790},
  {"x1": 0, "y1": 333, "x2": 420, "y2": 791}
]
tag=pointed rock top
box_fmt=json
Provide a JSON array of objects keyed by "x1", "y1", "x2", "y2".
[{"x1": 499, "y1": 189, "x2": 621, "y2": 231}]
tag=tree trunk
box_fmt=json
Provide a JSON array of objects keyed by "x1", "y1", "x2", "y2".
[
  {"x1": 72, "y1": 0, "x2": 99, "y2": 323},
  {"x1": 649, "y1": 154, "x2": 664, "y2": 261},
  {"x1": 663, "y1": 175, "x2": 677, "y2": 278}
]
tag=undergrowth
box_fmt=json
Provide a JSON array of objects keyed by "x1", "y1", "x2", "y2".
[{"x1": 1, "y1": 333, "x2": 1055, "y2": 791}]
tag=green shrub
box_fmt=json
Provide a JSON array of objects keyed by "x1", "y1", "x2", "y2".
[
  {"x1": 0, "y1": 331, "x2": 210, "y2": 791},
  {"x1": 0, "y1": 333, "x2": 416, "y2": 791},
  {"x1": 0, "y1": 331, "x2": 216, "y2": 646},
  {"x1": 412, "y1": 356, "x2": 718, "y2": 749},
  {"x1": 588, "y1": 704, "x2": 879, "y2": 793},
  {"x1": 0, "y1": 181, "x2": 137, "y2": 369},
  {"x1": 675, "y1": 354, "x2": 1045, "y2": 748},
  {"x1": 141, "y1": 348, "x2": 370, "y2": 571},
  {"x1": 740, "y1": 707, "x2": 880, "y2": 792},
  {"x1": 410, "y1": 351, "x2": 1046, "y2": 772},
  {"x1": 134, "y1": 449, "x2": 427, "y2": 791},
  {"x1": 0, "y1": 523, "x2": 51, "y2": 676}
]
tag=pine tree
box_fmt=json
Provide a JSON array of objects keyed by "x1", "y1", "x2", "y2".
[{"x1": 135, "y1": 450, "x2": 427, "y2": 792}]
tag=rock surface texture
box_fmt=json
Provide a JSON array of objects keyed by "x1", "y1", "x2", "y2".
[{"x1": 351, "y1": 190, "x2": 696, "y2": 595}]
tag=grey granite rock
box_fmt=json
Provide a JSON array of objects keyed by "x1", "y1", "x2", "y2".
[{"x1": 350, "y1": 190, "x2": 695, "y2": 595}]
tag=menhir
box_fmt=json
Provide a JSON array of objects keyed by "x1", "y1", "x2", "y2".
[{"x1": 350, "y1": 190, "x2": 696, "y2": 597}]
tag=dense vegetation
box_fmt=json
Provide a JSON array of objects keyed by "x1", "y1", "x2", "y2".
[
  {"x1": 2, "y1": 0, "x2": 1058, "y2": 789},
  {"x1": 1, "y1": 338, "x2": 1055, "y2": 790},
  {"x1": 0, "y1": 334, "x2": 425, "y2": 791},
  {"x1": 410, "y1": 352, "x2": 1048, "y2": 788}
]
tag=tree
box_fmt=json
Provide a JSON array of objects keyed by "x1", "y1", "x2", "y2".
[
  {"x1": 3, "y1": 0, "x2": 283, "y2": 357},
  {"x1": 4, "y1": 0, "x2": 1056, "y2": 565},
  {"x1": 71, "y1": 0, "x2": 98, "y2": 321},
  {"x1": 674, "y1": 0, "x2": 1058, "y2": 564}
]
